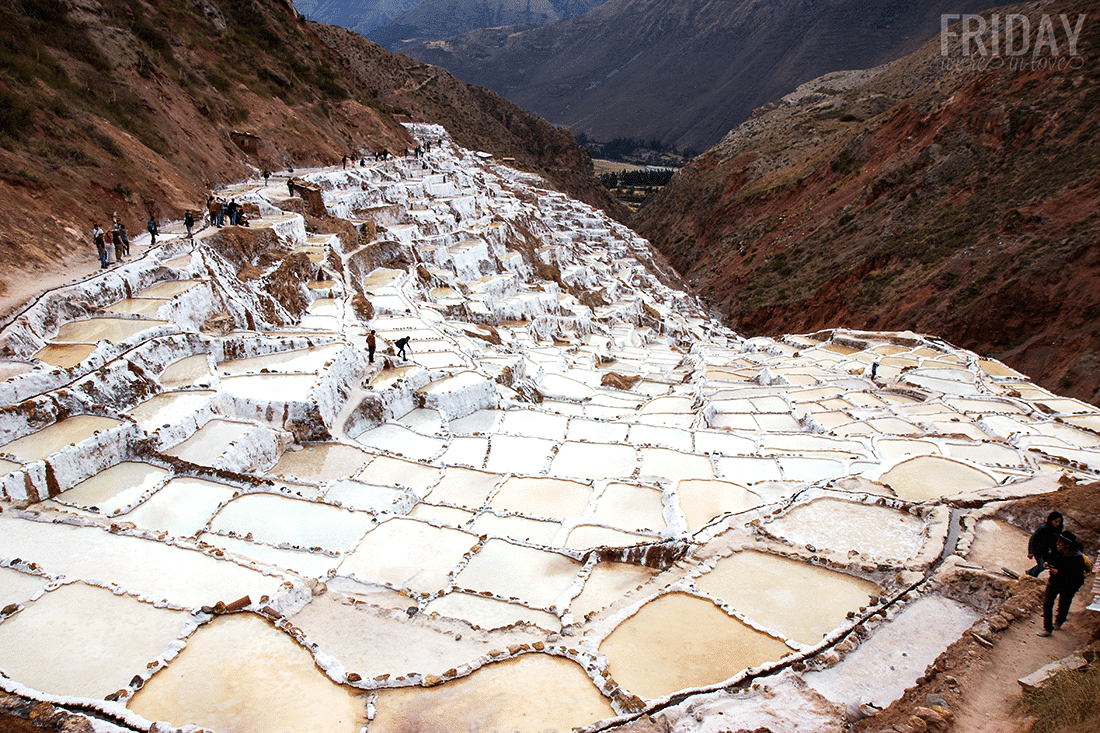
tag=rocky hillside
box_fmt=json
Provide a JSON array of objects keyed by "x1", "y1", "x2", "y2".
[
  {"x1": 0, "y1": 0, "x2": 619, "y2": 318},
  {"x1": 366, "y1": 0, "x2": 606, "y2": 50},
  {"x1": 633, "y1": 0, "x2": 1100, "y2": 405},
  {"x1": 402, "y1": 0, "x2": 993, "y2": 151}
]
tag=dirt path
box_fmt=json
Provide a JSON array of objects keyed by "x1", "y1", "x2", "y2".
[{"x1": 951, "y1": 590, "x2": 1094, "y2": 733}]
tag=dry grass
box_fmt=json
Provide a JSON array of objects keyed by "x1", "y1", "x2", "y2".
[{"x1": 1019, "y1": 663, "x2": 1100, "y2": 733}]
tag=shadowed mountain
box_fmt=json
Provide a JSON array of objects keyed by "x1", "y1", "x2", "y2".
[
  {"x1": 402, "y1": 0, "x2": 996, "y2": 150},
  {"x1": 366, "y1": 0, "x2": 606, "y2": 49},
  {"x1": 632, "y1": 0, "x2": 1100, "y2": 404}
]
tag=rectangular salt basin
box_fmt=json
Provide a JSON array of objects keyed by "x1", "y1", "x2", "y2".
[
  {"x1": 356, "y1": 424, "x2": 447, "y2": 461},
  {"x1": 485, "y1": 435, "x2": 557, "y2": 475},
  {"x1": 454, "y1": 538, "x2": 580, "y2": 609},
  {"x1": 269, "y1": 443, "x2": 373, "y2": 482},
  {"x1": 163, "y1": 419, "x2": 255, "y2": 464},
  {"x1": 593, "y1": 483, "x2": 666, "y2": 533},
  {"x1": 426, "y1": 467, "x2": 499, "y2": 508},
  {"x1": 200, "y1": 532, "x2": 343, "y2": 577},
  {"x1": 220, "y1": 373, "x2": 320, "y2": 401},
  {"x1": 104, "y1": 298, "x2": 169, "y2": 316},
  {"x1": 217, "y1": 343, "x2": 343, "y2": 375},
  {"x1": 0, "y1": 514, "x2": 286, "y2": 608},
  {"x1": 489, "y1": 476, "x2": 592, "y2": 519},
  {"x1": 0, "y1": 583, "x2": 190, "y2": 700},
  {"x1": 0, "y1": 415, "x2": 124, "y2": 462},
  {"x1": 425, "y1": 591, "x2": 561, "y2": 631},
  {"x1": 209, "y1": 493, "x2": 375, "y2": 553},
  {"x1": 122, "y1": 477, "x2": 237, "y2": 538},
  {"x1": 126, "y1": 391, "x2": 216, "y2": 432},
  {"x1": 136, "y1": 280, "x2": 203, "y2": 298},
  {"x1": 339, "y1": 517, "x2": 478, "y2": 594},
  {"x1": 549, "y1": 441, "x2": 637, "y2": 481},
  {"x1": 55, "y1": 461, "x2": 170, "y2": 515},
  {"x1": 696, "y1": 551, "x2": 877, "y2": 645},
  {"x1": 52, "y1": 317, "x2": 168, "y2": 344},
  {"x1": 765, "y1": 498, "x2": 926, "y2": 564},
  {"x1": 33, "y1": 343, "x2": 97, "y2": 368},
  {"x1": 159, "y1": 354, "x2": 213, "y2": 387},
  {"x1": 0, "y1": 566, "x2": 50, "y2": 609}
]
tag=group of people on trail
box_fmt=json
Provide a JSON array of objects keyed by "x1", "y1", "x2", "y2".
[
  {"x1": 91, "y1": 216, "x2": 156, "y2": 268},
  {"x1": 207, "y1": 196, "x2": 247, "y2": 228},
  {"x1": 364, "y1": 330, "x2": 411, "y2": 368},
  {"x1": 1027, "y1": 510, "x2": 1094, "y2": 637}
]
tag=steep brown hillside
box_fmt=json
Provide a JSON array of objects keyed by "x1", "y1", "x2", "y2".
[
  {"x1": 403, "y1": 0, "x2": 994, "y2": 151},
  {"x1": 634, "y1": 0, "x2": 1100, "y2": 405},
  {"x1": 0, "y1": 0, "x2": 618, "y2": 318}
]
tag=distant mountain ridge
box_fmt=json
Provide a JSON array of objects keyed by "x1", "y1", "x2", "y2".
[
  {"x1": 292, "y1": 0, "x2": 422, "y2": 31},
  {"x1": 633, "y1": 0, "x2": 1100, "y2": 404},
  {"x1": 367, "y1": 0, "x2": 607, "y2": 49},
  {"x1": 402, "y1": 0, "x2": 996, "y2": 150}
]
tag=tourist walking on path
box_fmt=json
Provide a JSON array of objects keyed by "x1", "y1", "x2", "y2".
[
  {"x1": 366, "y1": 330, "x2": 377, "y2": 364},
  {"x1": 184, "y1": 211, "x2": 194, "y2": 238},
  {"x1": 1027, "y1": 511, "x2": 1064, "y2": 577},
  {"x1": 111, "y1": 224, "x2": 125, "y2": 262},
  {"x1": 92, "y1": 223, "x2": 106, "y2": 269},
  {"x1": 103, "y1": 228, "x2": 116, "y2": 266},
  {"x1": 1036, "y1": 531, "x2": 1093, "y2": 636},
  {"x1": 395, "y1": 336, "x2": 410, "y2": 361},
  {"x1": 147, "y1": 216, "x2": 158, "y2": 246},
  {"x1": 114, "y1": 219, "x2": 130, "y2": 257}
]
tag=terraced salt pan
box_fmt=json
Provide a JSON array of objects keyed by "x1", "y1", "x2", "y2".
[
  {"x1": 200, "y1": 533, "x2": 343, "y2": 577},
  {"x1": 426, "y1": 591, "x2": 562, "y2": 631},
  {"x1": 805, "y1": 596, "x2": 979, "y2": 712},
  {"x1": 449, "y1": 409, "x2": 505, "y2": 435},
  {"x1": 677, "y1": 479, "x2": 764, "y2": 532},
  {"x1": 209, "y1": 493, "x2": 374, "y2": 553},
  {"x1": 639, "y1": 448, "x2": 715, "y2": 481},
  {"x1": 270, "y1": 442, "x2": 372, "y2": 482},
  {"x1": 455, "y1": 539, "x2": 580, "y2": 609},
  {"x1": 158, "y1": 354, "x2": 212, "y2": 387},
  {"x1": 426, "y1": 466, "x2": 498, "y2": 508},
  {"x1": 570, "y1": 561, "x2": 658, "y2": 620},
  {"x1": 31, "y1": 343, "x2": 97, "y2": 368},
  {"x1": 490, "y1": 476, "x2": 592, "y2": 518},
  {"x1": 765, "y1": 498, "x2": 926, "y2": 564},
  {"x1": 485, "y1": 434, "x2": 556, "y2": 474},
  {"x1": 0, "y1": 414, "x2": 124, "y2": 461},
  {"x1": 220, "y1": 373, "x2": 320, "y2": 401},
  {"x1": 105, "y1": 298, "x2": 168, "y2": 316},
  {"x1": 357, "y1": 424, "x2": 447, "y2": 461},
  {"x1": 137, "y1": 280, "x2": 203, "y2": 298},
  {"x1": 550, "y1": 441, "x2": 637, "y2": 480},
  {"x1": 291, "y1": 595, "x2": 496, "y2": 679},
  {"x1": 53, "y1": 461, "x2": 169, "y2": 514},
  {"x1": 324, "y1": 479, "x2": 412, "y2": 514},
  {"x1": 356, "y1": 455, "x2": 440, "y2": 494},
  {"x1": 592, "y1": 482, "x2": 666, "y2": 532},
  {"x1": 218, "y1": 343, "x2": 343, "y2": 375},
  {"x1": 339, "y1": 517, "x2": 477, "y2": 594},
  {"x1": 601, "y1": 592, "x2": 792, "y2": 700},
  {"x1": 126, "y1": 390, "x2": 216, "y2": 432},
  {"x1": 50, "y1": 317, "x2": 168, "y2": 344},
  {"x1": 0, "y1": 583, "x2": 190, "y2": 700},
  {"x1": 436, "y1": 435, "x2": 488, "y2": 467},
  {"x1": 470, "y1": 512, "x2": 561, "y2": 544},
  {"x1": 0, "y1": 513, "x2": 285, "y2": 607},
  {"x1": 121, "y1": 477, "x2": 237, "y2": 538},
  {"x1": 163, "y1": 418, "x2": 256, "y2": 464},
  {"x1": 372, "y1": 654, "x2": 613, "y2": 733},
  {"x1": 696, "y1": 552, "x2": 877, "y2": 645},
  {"x1": 129, "y1": 614, "x2": 365, "y2": 733},
  {"x1": 879, "y1": 455, "x2": 997, "y2": 501},
  {"x1": 566, "y1": 418, "x2": 630, "y2": 443}
]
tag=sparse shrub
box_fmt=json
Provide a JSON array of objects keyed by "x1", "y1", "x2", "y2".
[
  {"x1": 0, "y1": 89, "x2": 35, "y2": 139},
  {"x1": 112, "y1": 182, "x2": 132, "y2": 197},
  {"x1": 1018, "y1": 663, "x2": 1100, "y2": 733}
]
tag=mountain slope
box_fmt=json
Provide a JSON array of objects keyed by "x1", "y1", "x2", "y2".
[
  {"x1": 633, "y1": 0, "x2": 1100, "y2": 404},
  {"x1": 0, "y1": 0, "x2": 619, "y2": 317},
  {"x1": 292, "y1": 0, "x2": 422, "y2": 31},
  {"x1": 403, "y1": 0, "x2": 993, "y2": 150}
]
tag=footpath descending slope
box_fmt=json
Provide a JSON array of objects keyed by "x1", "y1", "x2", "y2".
[
  {"x1": 634, "y1": 0, "x2": 1100, "y2": 407},
  {"x1": 0, "y1": 124, "x2": 1096, "y2": 733}
]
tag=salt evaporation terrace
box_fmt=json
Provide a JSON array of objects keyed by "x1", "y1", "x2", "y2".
[{"x1": 1, "y1": 123, "x2": 1098, "y2": 732}]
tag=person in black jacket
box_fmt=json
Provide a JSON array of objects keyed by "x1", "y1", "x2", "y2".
[
  {"x1": 1036, "y1": 531, "x2": 1093, "y2": 636},
  {"x1": 1027, "y1": 511, "x2": 1064, "y2": 577}
]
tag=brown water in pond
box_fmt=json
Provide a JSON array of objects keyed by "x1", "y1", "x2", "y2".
[
  {"x1": 270, "y1": 443, "x2": 372, "y2": 482},
  {"x1": 600, "y1": 592, "x2": 790, "y2": 700},
  {"x1": 33, "y1": 343, "x2": 97, "y2": 368},
  {"x1": 129, "y1": 614, "x2": 365, "y2": 733},
  {"x1": 52, "y1": 317, "x2": 167, "y2": 343},
  {"x1": 879, "y1": 455, "x2": 996, "y2": 501},
  {"x1": 372, "y1": 654, "x2": 613, "y2": 733}
]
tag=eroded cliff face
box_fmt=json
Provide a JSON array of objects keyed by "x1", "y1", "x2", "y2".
[
  {"x1": 634, "y1": 0, "x2": 1100, "y2": 405},
  {"x1": 0, "y1": 0, "x2": 618, "y2": 316}
]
